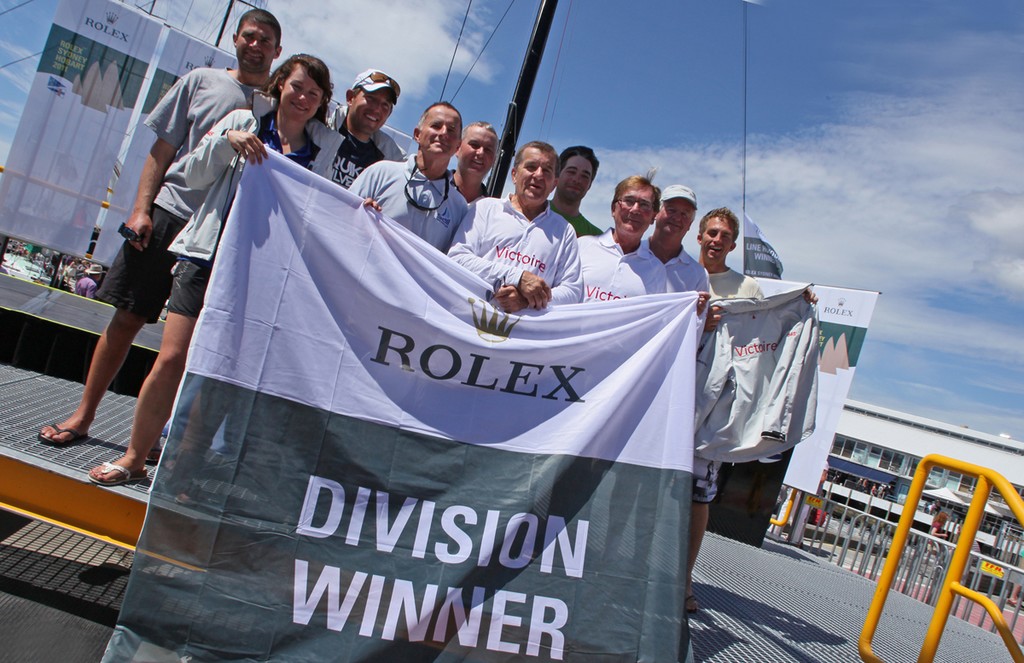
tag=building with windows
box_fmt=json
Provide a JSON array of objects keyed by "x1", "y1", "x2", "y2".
[{"x1": 826, "y1": 400, "x2": 1024, "y2": 552}]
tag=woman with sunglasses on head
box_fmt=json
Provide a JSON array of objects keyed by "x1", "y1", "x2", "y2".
[{"x1": 88, "y1": 54, "x2": 343, "y2": 486}]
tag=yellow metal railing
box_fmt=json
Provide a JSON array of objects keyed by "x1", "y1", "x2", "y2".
[
  {"x1": 770, "y1": 487, "x2": 796, "y2": 527},
  {"x1": 859, "y1": 454, "x2": 1024, "y2": 663}
]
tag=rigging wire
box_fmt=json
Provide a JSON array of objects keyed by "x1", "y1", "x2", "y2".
[
  {"x1": 182, "y1": 0, "x2": 197, "y2": 27},
  {"x1": 0, "y1": 0, "x2": 34, "y2": 19},
  {"x1": 0, "y1": 51, "x2": 40, "y2": 71},
  {"x1": 451, "y1": 0, "x2": 516, "y2": 102},
  {"x1": 439, "y1": 0, "x2": 473, "y2": 101},
  {"x1": 537, "y1": 0, "x2": 574, "y2": 139}
]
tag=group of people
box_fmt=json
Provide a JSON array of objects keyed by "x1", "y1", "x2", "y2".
[{"x1": 34, "y1": 6, "x2": 772, "y2": 623}]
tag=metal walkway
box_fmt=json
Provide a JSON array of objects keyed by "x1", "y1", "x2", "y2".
[{"x1": 0, "y1": 366, "x2": 1015, "y2": 662}]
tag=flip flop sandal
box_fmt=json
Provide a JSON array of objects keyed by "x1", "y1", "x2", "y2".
[
  {"x1": 89, "y1": 462, "x2": 148, "y2": 486},
  {"x1": 38, "y1": 424, "x2": 86, "y2": 446}
]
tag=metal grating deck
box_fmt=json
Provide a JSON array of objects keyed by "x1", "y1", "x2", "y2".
[
  {"x1": 690, "y1": 532, "x2": 1009, "y2": 661},
  {"x1": 0, "y1": 363, "x2": 151, "y2": 495},
  {"x1": 0, "y1": 364, "x2": 1016, "y2": 661}
]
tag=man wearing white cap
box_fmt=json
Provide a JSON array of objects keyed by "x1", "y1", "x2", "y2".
[
  {"x1": 327, "y1": 69, "x2": 406, "y2": 188},
  {"x1": 649, "y1": 184, "x2": 709, "y2": 294}
]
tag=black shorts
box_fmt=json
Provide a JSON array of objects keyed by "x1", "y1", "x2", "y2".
[
  {"x1": 166, "y1": 261, "x2": 211, "y2": 319},
  {"x1": 96, "y1": 206, "x2": 187, "y2": 323}
]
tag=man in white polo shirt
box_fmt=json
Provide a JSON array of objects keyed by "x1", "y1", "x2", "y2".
[
  {"x1": 449, "y1": 141, "x2": 582, "y2": 311},
  {"x1": 649, "y1": 184, "x2": 709, "y2": 295},
  {"x1": 577, "y1": 175, "x2": 666, "y2": 301}
]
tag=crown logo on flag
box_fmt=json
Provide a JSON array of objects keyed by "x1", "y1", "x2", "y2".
[
  {"x1": 204, "y1": 55, "x2": 216, "y2": 67},
  {"x1": 106, "y1": 11, "x2": 119, "y2": 23},
  {"x1": 469, "y1": 298, "x2": 519, "y2": 343}
]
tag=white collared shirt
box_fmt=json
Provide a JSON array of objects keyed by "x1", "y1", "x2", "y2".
[
  {"x1": 657, "y1": 241, "x2": 709, "y2": 293},
  {"x1": 449, "y1": 197, "x2": 584, "y2": 305},
  {"x1": 578, "y1": 230, "x2": 667, "y2": 302}
]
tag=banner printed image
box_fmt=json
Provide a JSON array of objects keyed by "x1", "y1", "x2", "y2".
[
  {"x1": 818, "y1": 321, "x2": 870, "y2": 375},
  {"x1": 39, "y1": 24, "x2": 148, "y2": 112}
]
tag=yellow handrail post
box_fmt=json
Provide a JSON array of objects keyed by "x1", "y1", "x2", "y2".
[
  {"x1": 859, "y1": 457, "x2": 931, "y2": 662},
  {"x1": 920, "y1": 474, "x2": 991, "y2": 660},
  {"x1": 859, "y1": 454, "x2": 1024, "y2": 663}
]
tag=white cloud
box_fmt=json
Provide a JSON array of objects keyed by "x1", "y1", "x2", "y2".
[
  {"x1": 270, "y1": 2, "x2": 498, "y2": 101},
  {"x1": 575, "y1": 53, "x2": 1024, "y2": 437}
]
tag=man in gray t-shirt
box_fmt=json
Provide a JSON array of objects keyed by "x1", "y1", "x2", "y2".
[{"x1": 39, "y1": 10, "x2": 283, "y2": 452}]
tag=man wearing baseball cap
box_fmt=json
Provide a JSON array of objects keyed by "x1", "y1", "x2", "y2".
[
  {"x1": 649, "y1": 184, "x2": 708, "y2": 294},
  {"x1": 327, "y1": 68, "x2": 407, "y2": 188}
]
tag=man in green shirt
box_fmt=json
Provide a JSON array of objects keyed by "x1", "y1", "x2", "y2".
[{"x1": 550, "y1": 145, "x2": 601, "y2": 237}]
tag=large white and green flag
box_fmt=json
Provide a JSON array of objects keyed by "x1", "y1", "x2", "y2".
[{"x1": 103, "y1": 153, "x2": 701, "y2": 662}]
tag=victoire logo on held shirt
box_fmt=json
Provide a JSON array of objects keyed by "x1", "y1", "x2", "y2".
[{"x1": 733, "y1": 341, "x2": 779, "y2": 358}]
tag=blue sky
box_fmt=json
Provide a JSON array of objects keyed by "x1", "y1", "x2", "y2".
[{"x1": 1, "y1": 0, "x2": 1023, "y2": 442}]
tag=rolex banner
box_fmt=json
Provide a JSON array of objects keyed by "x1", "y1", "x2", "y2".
[
  {"x1": 103, "y1": 153, "x2": 700, "y2": 662},
  {"x1": 0, "y1": 0, "x2": 161, "y2": 255}
]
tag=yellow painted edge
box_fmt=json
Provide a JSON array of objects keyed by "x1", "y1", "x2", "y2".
[{"x1": 0, "y1": 455, "x2": 145, "y2": 550}]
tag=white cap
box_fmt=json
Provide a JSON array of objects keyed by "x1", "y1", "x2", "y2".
[
  {"x1": 662, "y1": 184, "x2": 697, "y2": 209},
  {"x1": 351, "y1": 69, "x2": 400, "y2": 104}
]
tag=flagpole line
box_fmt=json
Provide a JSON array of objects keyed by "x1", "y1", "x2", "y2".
[
  {"x1": 742, "y1": 1, "x2": 748, "y2": 215},
  {"x1": 741, "y1": 1, "x2": 749, "y2": 273}
]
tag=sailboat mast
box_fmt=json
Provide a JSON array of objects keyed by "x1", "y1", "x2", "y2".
[
  {"x1": 215, "y1": 0, "x2": 237, "y2": 48},
  {"x1": 487, "y1": 0, "x2": 559, "y2": 197}
]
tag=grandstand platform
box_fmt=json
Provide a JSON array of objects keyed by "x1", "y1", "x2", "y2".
[{"x1": 0, "y1": 365, "x2": 1014, "y2": 661}]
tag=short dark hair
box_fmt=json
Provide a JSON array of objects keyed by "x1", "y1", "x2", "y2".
[
  {"x1": 418, "y1": 102, "x2": 463, "y2": 130},
  {"x1": 463, "y1": 121, "x2": 497, "y2": 141},
  {"x1": 559, "y1": 145, "x2": 599, "y2": 179},
  {"x1": 699, "y1": 207, "x2": 740, "y2": 238},
  {"x1": 262, "y1": 55, "x2": 332, "y2": 124},
  {"x1": 514, "y1": 141, "x2": 560, "y2": 176},
  {"x1": 237, "y1": 9, "x2": 282, "y2": 47}
]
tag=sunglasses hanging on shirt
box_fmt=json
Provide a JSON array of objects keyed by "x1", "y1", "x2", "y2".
[{"x1": 404, "y1": 164, "x2": 450, "y2": 212}]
